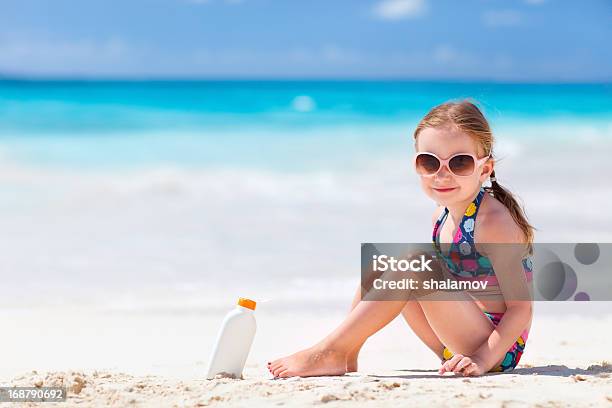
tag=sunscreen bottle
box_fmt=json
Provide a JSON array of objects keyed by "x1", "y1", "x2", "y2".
[{"x1": 206, "y1": 297, "x2": 257, "y2": 379}]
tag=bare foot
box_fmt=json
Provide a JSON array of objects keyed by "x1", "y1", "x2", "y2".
[
  {"x1": 267, "y1": 346, "x2": 348, "y2": 378},
  {"x1": 346, "y1": 347, "x2": 360, "y2": 373}
]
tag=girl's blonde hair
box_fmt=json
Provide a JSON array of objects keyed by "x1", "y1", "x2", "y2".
[{"x1": 413, "y1": 100, "x2": 535, "y2": 254}]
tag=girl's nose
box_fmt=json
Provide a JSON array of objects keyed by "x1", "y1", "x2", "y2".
[{"x1": 435, "y1": 164, "x2": 453, "y2": 179}]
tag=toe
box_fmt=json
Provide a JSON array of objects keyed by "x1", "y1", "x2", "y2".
[
  {"x1": 278, "y1": 369, "x2": 291, "y2": 378},
  {"x1": 272, "y1": 364, "x2": 286, "y2": 377}
]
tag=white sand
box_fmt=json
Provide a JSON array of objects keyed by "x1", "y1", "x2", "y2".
[{"x1": 2, "y1": 305, "x2": 611, "y2": 407}]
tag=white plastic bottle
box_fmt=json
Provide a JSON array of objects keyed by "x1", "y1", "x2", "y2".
[{"x1": 206, "y1": 297, "x2": 257, "y2": 380}]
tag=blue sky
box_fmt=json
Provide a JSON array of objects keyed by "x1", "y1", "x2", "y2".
[{"x1": 0, "y1": 0, "x2": 610, "y2": 81}]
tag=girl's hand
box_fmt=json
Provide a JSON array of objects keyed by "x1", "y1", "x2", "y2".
[{"x1": 438, "y1": 354, "x2": 486, "y2": 377}]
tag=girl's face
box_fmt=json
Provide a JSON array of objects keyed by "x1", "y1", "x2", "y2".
[{"x1": 415, "y1": 125, "x2": 493, "y2": 206}]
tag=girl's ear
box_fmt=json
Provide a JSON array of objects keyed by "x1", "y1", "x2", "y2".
[{"x1": 480, "y1": 158, "x2": 494, "y2": 184}]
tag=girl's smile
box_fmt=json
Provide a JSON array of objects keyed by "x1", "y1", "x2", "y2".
[{"x1": 433, "y1": 187, "x2": 458, "y2": 193}]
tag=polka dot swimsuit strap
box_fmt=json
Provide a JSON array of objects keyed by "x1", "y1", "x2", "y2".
[
  {"x1": 432, "y1": 187, "x2": 485, "y2": 249},
  {"x1": 432, "y1": 187, "x2": 490, "y2": 277},
  {"x1": 456, "y1": 187, "x2": 486, "y2": 242}
]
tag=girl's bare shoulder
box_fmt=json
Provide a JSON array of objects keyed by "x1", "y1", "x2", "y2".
[{"x1": 476, "y1": 193, "x2": 524, "y2": 244}]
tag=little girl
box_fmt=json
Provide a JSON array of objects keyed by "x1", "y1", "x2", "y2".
[{"x1": 268, "y1": 100, "x2": 534, "y2": 377}]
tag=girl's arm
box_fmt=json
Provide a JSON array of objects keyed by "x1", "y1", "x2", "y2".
[{"x1": 471, "y1": 212, "x2": 534, "y2": 373}]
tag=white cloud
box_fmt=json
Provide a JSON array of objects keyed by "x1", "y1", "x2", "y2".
[
  {"x1": 482, "y1": 10, "x2": 523, "y2": 27},
  {"x1": 373, "y1": 0, "x2": 427, "y2": 21},
  {"x1": 524, "y1": 0, "x2": 546, "y2": 5}
]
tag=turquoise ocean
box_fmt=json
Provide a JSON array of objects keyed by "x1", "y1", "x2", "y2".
[{"x1": 1, "y1": 80, "x2": 610, "y2": 170}]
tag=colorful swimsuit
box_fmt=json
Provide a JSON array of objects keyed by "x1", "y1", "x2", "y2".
[{"x1": 432, "y1": 187, "x2": 532, "y2": 373}]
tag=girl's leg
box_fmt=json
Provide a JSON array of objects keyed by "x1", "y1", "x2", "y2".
[
  {"x1": 268, "y1": 255, "x2": 496, "y2": 378},
  {"x1": 269, "y1": 297, "x2": 410, "y2": 378},
  {"x1": 417, "y1": 299, "x2": 496, "y2": 359},
  {"x1": 345, "y1": 284, "x2": 363, "y2": 372},
  {"x1": 346, "y1": 285, "x2": 447, "y2": 372},
  {"x1": 400, "y1": 300, "x2": 447, "y2": 361},
  {"x1": 268, "y1": 288, "x2": 496, "y2": 378}
]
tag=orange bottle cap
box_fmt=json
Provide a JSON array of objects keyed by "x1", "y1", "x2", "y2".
[{"x1": 237, "y1": 297, "x2": 256, "y2": 310}]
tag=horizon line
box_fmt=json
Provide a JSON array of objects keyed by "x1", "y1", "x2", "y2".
[{"x1": 1, "y1": 74, "x2": 610, "y2": 86}]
